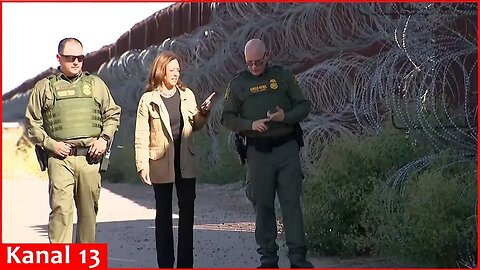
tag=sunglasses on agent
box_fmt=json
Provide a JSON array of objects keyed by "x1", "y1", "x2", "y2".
[{"x1": 60, "y1": 54, "x2": 85, "y2": 62}]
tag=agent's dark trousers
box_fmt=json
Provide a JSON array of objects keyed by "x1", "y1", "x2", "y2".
[
  {"x1": 153, "y1": 177, "x2": 196, "y2": 268},
  {"x1": 246, "y1": 140, "x2": 308, "y2": 267}
]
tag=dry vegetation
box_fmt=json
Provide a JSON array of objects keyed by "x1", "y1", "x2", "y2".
[{"x1": 2, "y1": 125, "x2": 48, "y2": 180}]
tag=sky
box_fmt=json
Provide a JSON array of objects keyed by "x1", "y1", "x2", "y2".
[{"x1": 2, "y1": 2, "x2": 174, "y2": 95}]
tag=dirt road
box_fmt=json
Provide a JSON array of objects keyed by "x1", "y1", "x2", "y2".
[{"x1": 2, "y1": 177, "x2": 393, "y2": 268}]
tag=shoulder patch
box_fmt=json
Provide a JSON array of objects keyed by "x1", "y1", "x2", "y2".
[
  {"x1": 224, "y1": 87, "x2": 231, "y2": 100},
  {"x1": 225, "y1": 74, "x2": 241, "y2": 100}
]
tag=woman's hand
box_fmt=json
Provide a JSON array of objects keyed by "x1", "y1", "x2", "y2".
[
  {"x1": 139, "y1": 169, "x2": 151, "y2": 185},
  {"x1": 199, "y1": 92, "x2": 216, "y2": 116}
]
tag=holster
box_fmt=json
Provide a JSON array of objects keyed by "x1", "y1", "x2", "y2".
[
  {"x1": 293, "y1": 123, "x2": 305, "y2": 147},
  {"x1": 99, "y1": 154, "x2": 110, "y2": 172},
  {"x1": 99, "y1": 143, "x2": 112, "y2": 172},
  {"x1": 35, "y1": 145, "x2": 48, "y2": 171},
  {"x1": 85, "y1": 151, "x2": 109, "y2": 172},
  {"x1": 234, "y1": 132, "x2": 247, "y2": 165}
]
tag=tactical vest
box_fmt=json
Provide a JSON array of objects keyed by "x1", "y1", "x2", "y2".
[{"x1": 43, "y1": 73, "x2": 102, "y2": 140}]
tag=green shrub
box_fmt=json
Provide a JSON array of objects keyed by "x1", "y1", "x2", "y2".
[
  {"x1": 2, "y1": 132, "x2": 48, "y2": 180},
  {"x1": 376, "y1": 159, "x2": 477, "y2": 267},
  {"x1": 102, "y1": 142, "x2": 138, "y2": 183},
  {"x1": 194, "y1": 128, "x2": 246, "y2": 184},
  {"x1": 101, "y1": 120, "x2": 139, "y2": 183},
  {"x1": 304, "y1": 132, "x2": 426, "y2": 256}
]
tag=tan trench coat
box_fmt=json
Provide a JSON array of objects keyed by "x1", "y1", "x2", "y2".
[{"x1": 135, "y1": 87, "x2": 208, "y2": 183}]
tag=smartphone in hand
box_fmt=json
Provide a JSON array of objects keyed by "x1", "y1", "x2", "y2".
[
  {"x1": 199, "y1": 92, "x2": 216, "y2": 114},
  {"x1": 202, "y1": 92, "x2": 216, "y2": 105}
]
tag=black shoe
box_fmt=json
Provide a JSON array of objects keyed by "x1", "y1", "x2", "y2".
[
  {"x1": 257, "y1": 263, "x2": 279, "y2": 268},
  {"x1": 291, "y1": 261, "x2": 314, "y2": 268}
]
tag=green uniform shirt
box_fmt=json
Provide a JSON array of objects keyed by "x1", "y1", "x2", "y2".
[
  {"x1": 25, "y1": 71, "x2": 121, "y2": 151},
  {"x1": 222, "y1": 65, "x2": 310, "y2": 137}
]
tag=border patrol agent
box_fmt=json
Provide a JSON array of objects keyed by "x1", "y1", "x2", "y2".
[
  {"x1": 222, "y1": 39, "x2": 313, "y2": 268},
  {"x1": 25, "y1": 38, "x2": 121, "y2": 243}
]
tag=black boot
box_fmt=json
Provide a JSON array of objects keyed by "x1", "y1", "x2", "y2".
[
  {"x1": 257, "y1": 263, "x2": 279, "y2": 268},
  {"x1": 291, "y1": 260, "x2": 314, "y2": 268}
]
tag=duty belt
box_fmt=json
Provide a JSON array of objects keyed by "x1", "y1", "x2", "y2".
[
  {"x1": 68, "y1": 147, "x2": 90, "y2": 156},
  {"x1": 247, "y1": 132, "x2": 296, "y2": 152}
]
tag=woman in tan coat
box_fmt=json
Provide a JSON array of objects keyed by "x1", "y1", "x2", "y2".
[{"x1": 135, "y1": 51, "x2": 214, "y2": 268}]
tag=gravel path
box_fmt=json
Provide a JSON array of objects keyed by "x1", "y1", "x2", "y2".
[{"x1": 2, "y1": 177, "x2": 393, "y2": 268}]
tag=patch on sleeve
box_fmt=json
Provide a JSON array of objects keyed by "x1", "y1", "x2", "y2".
[{"x1": 224, "y1": 87, "x2": 231, "y2": 100}]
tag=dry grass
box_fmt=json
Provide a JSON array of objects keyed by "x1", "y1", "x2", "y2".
[{"x1": 2, "y1": 125, "x2": 48, "y2": 180}]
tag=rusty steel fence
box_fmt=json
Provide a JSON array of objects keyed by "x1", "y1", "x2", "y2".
[{"x1": 2, "y1": 2, "x2": 212, "y2": 101}]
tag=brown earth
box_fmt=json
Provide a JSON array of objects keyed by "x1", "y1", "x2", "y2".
[{"x1": 2, "y1": 177, "x2": 395, "y2": 268}]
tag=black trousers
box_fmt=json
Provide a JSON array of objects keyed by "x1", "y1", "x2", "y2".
[{"x1": 153, "y1": 139, "x2": 196, "y2": 268}]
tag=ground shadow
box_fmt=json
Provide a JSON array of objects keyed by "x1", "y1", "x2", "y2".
[{"x1": 31, "y1": 218, "x2": 258, "y2": 268}]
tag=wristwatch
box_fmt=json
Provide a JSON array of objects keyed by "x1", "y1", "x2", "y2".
[{"x1": 100, "y1": 134, "x2": 110, "y2": 143}]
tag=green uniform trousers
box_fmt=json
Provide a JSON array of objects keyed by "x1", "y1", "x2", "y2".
[
  {"x1": 47, "y1": 155, "x2": 101, "y2": 243},
  {"x1": 246, "y1": 140, "x2": 308, "y2": 266}
]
